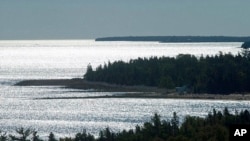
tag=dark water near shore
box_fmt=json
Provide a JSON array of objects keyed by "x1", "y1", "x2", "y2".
[{"x1": 0, "y1": 40, "x2": 249, "y2": 137}]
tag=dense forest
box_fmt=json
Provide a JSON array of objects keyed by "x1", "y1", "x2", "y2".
[
  {"x1": 1, "y1": 108, "x2": 250, "y2": 141},
  {"x1": 242, "y1": 41, "x2": 250, "y2": 49},
  {"x1": 84, "y1": 50, "x2": 250, "y2": 94},
  {"x1": 95, "y1": 36, "x2": 250, "y2": 43}
]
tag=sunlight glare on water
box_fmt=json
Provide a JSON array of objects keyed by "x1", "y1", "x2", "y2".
[
  {"x1": 0, "y1": 97, "x2": 249, "y2": 137},
  {"x1": 0, "y1": 40, "x2": 241, "y2": 80},
  {"x1": 0, "y1": 40, "x2": 248, "y2": 137}
]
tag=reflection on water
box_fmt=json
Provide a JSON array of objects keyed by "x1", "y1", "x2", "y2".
[
  {"x1": 1, "y1": 86, "x2": 250, "y2": 137},
  {"x1": 0, "y1": 40, "x2": 248, "y2": 137},
  {"x1": 0, "y1": 40, "x2": 242, "y2": 80}
]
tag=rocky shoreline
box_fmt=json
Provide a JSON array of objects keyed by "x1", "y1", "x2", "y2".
[{"x1": 15, "y1": 78, "x2": 250, "y2": 100}]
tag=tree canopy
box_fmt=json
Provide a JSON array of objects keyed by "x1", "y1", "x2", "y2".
[
  {"x1": 241, "y1": 41, "x2": 250, "y2": 49},
  {"x1": 84, "y1": 52, "x2": 250, "y2": 94},
  {"x1": 1, "y1": 108, "x2": 250, "y2": 141}
]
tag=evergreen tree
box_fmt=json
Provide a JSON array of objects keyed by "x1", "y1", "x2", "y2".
[
  {"x1": 9, "y1": 127, "x2": 34, "y2": 141},
  {"x1": 0, "y1": 131, "x2": 7, "y2": 141},
  {"x1": 48, "y1": 132, "x2": 57, "y2": 141}
]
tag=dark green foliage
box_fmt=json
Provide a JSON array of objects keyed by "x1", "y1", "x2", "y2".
[
  {"x1": 97, "y1": 128, "x2": 115, "y2": 141},
  {"x1": 0, "y1": 131, "x2": 7, "y2": 141},
  {"x1": 241, "y1": 41, "x2": 250, "y2": 49},
  {"x1": 48, "y1": 132, "x2": 57, "y2": 141},
  {"x1": 9, "y1": 127, "x2": 34, "y2": 141},
  {"x1": 102, "y1": 108, "x2": 249, "y2": 141},
  {"x1": 59, "y1": 137, "x2": 73, "y2": 141},
  {"x1": 75, "y1": 130, "x2": 95, "y2": 141},
  {"x1": 1, "y1": 108, "x2": 250, "y2": 141},
  {"x1": 32, "y1": 131, "x2": 42, "y2": 141},
  {"x1": 84, "y1": 52, "x2": 250, "y2": 94}
]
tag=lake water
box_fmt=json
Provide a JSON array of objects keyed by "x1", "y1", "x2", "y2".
[{"x1": 0, "y1": 40, "x2": 249, "y2": 138}]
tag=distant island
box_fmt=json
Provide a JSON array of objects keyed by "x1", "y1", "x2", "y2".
[{"x1": 96, "y1": 36, "x2": 250, "y2": 42}]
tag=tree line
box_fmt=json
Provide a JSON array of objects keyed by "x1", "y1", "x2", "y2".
[
  {"x1": 95, "y1": 36, "x2": 250, "y2": 43},
  {"x1": 84, "y1": 50, "x2": 250, "y2": 94},
  {"x1": 1, "y1": 108, "x2": 250, "y2": 141},
  {"x1": 242, "y1": 41, "x2": 250, "y2": 49}
]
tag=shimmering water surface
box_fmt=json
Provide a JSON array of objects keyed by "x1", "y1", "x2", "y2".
[{"x1": 0, "y1": 40, "x2": 249, "y2": 137}]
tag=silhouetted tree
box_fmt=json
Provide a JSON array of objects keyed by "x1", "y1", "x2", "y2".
[
  {"x1": 9, "y1": 127, "x2": 34, "y2": 141},
  {"x1": 171, "y1": 112, "x2": 179, "y2": 136},
  {"x1": 32, "y1": 131, "x2": 42, "y2": 141},
  {"x1": 0, "y1": 131, "x2": 7, "y2": 141},
  {"x1": 84, "y1": 52, "x2": 250, "y2": 94},
  {"x1": 2, "y1": 108, "x2": 250, "y2": 141},
  {"x1": 48, "y1": 132, "x2": 57, "y2": 141},
  {"x1": 75, "y1": 130, "x2": 95, "y2": 141},
  {"x1": 241, "y1": 41, "x2": 250, "y2": 49}
]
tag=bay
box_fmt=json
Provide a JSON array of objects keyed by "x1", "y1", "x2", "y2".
[
  {"x1": 0, "y1": 40, "x2": 241, "y2": 80},
  {"x1": 0, "y1": 40, "x2": 249, "y2": 137}
]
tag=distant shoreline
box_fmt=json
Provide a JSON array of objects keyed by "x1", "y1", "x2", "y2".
[
  {"x1": 95, "y1": 36, "x2": 250, "y2": 43},
  {"x1": 15, "y1": 79, "x2": 250, "y2": 100}
]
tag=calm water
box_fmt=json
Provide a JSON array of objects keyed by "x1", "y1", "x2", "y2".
[{"x1": 0, "y1": 40, "x2": 249, "y2": 137}]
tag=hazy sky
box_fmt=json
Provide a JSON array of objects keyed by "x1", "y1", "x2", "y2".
[{"x1": 0, "y1": 0, "x2": 249, "y2": 39}]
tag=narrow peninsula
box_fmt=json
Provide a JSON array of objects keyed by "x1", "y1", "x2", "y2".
[{"x1": 15, "y1": 50, "x2": 250, "y2": 100}]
